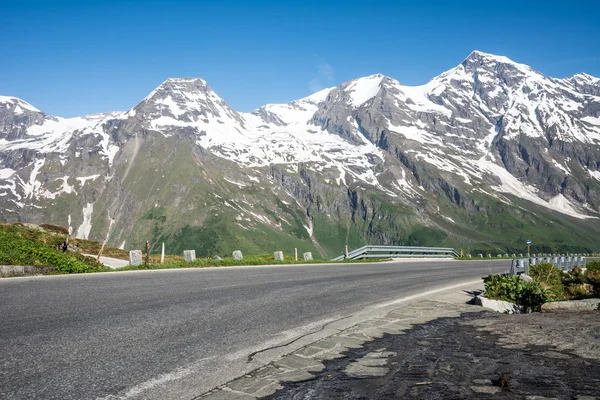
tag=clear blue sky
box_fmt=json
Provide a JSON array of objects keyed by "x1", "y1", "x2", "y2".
[{"x1": 1, "y1": 0, "x2": 599, "y2": 117}]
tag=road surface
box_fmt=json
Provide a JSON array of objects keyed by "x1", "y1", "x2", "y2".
[{"x1": 0, "y1": 259, "x2": 510, "y2": 400}]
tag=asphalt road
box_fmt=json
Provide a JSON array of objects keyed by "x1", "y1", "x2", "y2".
[{"x1": 0, "y1": 259, "x2": 510, "y2": 400}]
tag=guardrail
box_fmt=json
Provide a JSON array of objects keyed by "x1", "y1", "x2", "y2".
[
  {"x1": 508, "y1": 256, "x2": 587, "y2": 276},
  {"x1": 332, "y1": 245, "x2": 459, "y2": 261}
]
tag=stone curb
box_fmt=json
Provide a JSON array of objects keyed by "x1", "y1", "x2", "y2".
[
  {"x1": 0, "y1": 265, "x2": 56, "y2": 277},
  {"x1": 541, "y1": 298, "x2": 600, "y2": 312}
]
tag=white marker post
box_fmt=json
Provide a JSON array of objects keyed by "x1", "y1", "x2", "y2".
[
  {"x1": 161, "y1": 242, "x2": 165, "y2": 264},
  {"x1": 527, "y1": 240, "x2": 532, "y2": 256}
]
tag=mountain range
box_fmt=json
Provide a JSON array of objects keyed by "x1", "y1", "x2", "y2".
[{"x1": 1, "y1": 50, "x2": 600, "y2": 257}]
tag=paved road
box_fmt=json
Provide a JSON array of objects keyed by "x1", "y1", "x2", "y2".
[{"x1": 0, "y1": 260, "x2": 510, "y2": 400}]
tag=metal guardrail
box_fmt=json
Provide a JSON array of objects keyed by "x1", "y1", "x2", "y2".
[
  {"x1": 332, "y1": 245, "x2": 459, "y2": 261},
  {"x1": 508, "y1": 256, "x2": 587, "y2": 276}
]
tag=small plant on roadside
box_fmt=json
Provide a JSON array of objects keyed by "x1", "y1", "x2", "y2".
[
  {"x1": 484, "y1": 274, "x2": 522, "y2": 303},
  {"x1": 560, "y1": 266, "x2": 593, "y2": 298},
  {"x1": 585, "y1": 260, "x2": 600, "y2": 272},
  {"x1": 483, "y1": 274, "x2": 549, "y2": 312},
  {"x1": 529, "y1": 262, "x2": 566, "y2": 300},
  {"x1": 586, "y1": 270, "x2": 600, "y2": 296},
  {"x1": 519, "y1": 282, "x2": 550, "y2": 312}
]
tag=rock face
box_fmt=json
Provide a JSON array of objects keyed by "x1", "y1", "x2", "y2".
[{"x1": 1, "y1": 51, "x2": 600, "y2": 258}]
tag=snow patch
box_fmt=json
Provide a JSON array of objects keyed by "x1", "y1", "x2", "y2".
[
  {"x1": 304, "y1": 219, "x2": 314, "y2": 237},
  {"x1": 223, "y1": 177, "x2": 247, "y2": 188},
  {"x1": 481, "y1": 160, "x2": 595, "y2": 219},
  {"x1": 345, "y1": 74, "x2": 384, "y2": 107},
  {"x1": 0, "y1": 168, "x2": 15, "y2": 179},
  {"x1": 76, "y1": 174, "x2": 101, "y2": 186},
  {"x1": 588, "y1": 169, "x2": 600, "y2": 181},
  {"x1": 75, "y1": 203, "x2": 94, "y2": 239}
]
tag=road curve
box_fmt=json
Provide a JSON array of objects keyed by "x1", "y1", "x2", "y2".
[{"x1": 0, "y1": 259, "x2": 510, "y2": 400}]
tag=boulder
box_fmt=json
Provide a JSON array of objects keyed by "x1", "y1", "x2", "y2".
[
  {"x1": 469, "y1": 296, "x2": 525, "y2": 314},
  {"x1": 541, "y1": 298, "x2": 600, "y2": 312},
  {"x1": 303, "y1": 252, "x2": 313, "y2": 261},
  {"x1": 232, "y1": 250, "x2": 243, "y2": 260},
  {"x1": 519, "y1": 274, "x2": 534, "y2": 282}
]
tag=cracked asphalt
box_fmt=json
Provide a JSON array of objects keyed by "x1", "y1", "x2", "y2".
[{"x1": 0, "y1": 259, "x2": 508, "y2": 399}]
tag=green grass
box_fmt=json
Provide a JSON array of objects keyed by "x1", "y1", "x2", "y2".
[{"x1": 0, "y1": 223, "x2": 109, "y2": 274}]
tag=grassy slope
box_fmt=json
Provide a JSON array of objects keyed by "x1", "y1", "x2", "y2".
[
  {"x1": 429, "y1": 189, "x2": 600, "y2": 254},
  {"x1": 0, "y1": 223, "x2": 109, "y2": 273}
]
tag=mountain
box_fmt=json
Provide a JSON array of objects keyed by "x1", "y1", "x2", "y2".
[{"x1": 1, "y1": 51, "x2": 600, "y2": 257}]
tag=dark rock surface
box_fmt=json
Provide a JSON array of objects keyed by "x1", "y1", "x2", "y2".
[{"x1": 266, "y1": 311, "x2": 600, "y2": 399}]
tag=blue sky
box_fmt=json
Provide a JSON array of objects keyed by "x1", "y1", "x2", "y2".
[{"x1": 1, "y1": 0, "x2": 599, "y2": 117}]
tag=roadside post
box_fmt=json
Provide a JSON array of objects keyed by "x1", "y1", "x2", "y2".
[
  {"x1": 145, "y1": 241, "x2": 150, "y2": 266},
  {"x1": 527, "y1": 240, "x2": 532, "y2": 256}
]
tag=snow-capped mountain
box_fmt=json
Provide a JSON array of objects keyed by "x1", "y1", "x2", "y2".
[{"x1": 1, "y1": 51, "x2": 600, "y2": 256}]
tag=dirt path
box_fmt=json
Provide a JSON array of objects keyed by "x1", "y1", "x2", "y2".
[{"x1": 83, "y1": 253, "x2": 129, "y2": 269}]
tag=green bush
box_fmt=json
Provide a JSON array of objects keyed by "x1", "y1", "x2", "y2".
[
  {"x1": 519, "y1": 282, "x2": 550, "y2": 312},
  {"x1": 529, "y1": 262, "x2": 566, "y2": 300},
  {"x1": 587, "y1": 270, "x2": 600, "y2": 296},
  {"x1": 483, "y1": 274, "x2": 549, "y2": 312},
  {"x1": 586, "y1": 260, "x2": 600, "y2": 272},
  {"x1": 561, "y1": 266, "x2": 590, "y2": 298}
]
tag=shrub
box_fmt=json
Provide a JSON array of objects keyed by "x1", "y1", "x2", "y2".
[
  {"x1": 519, "y1": 282, "x2": 550, "y2": 312},
  {"x1": 529, "y1": 262, "x2": 566, "y2": 300},
  {"x1": 585, "y1": 260, "x2": 600, "y2": 272},
  {"x1": 586, "y1": 270, "x2": 600, "y2": 296},
  {"x1": 483, "y1": 274, "x2": 549, "y2": 312}
]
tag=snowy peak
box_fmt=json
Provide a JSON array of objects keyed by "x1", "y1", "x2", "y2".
[
  {"x1": 320, "y1": 74, "x2": 397, "y2": 109},
  {"x1": 462, "y1": 50, "x2": 532, "y2": 71},
  {"x1": 0, "y1": 96, "x2": 42, "y2": 115},
  {"x1": 0, "y1": 96, "x2": 47, "y2": 141},
  {"x1": 343, "y1": 74, "x2": 386, "y2": 107},
  {"x1": 571, "y1": 72, "x2": 600, "y2": 83},
  {"x1": 564, "y1": 72, "x2": 600, "y2": 96},
  {"x1": 128, "y1": 77, "x2": 246, "y2": 131}
]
